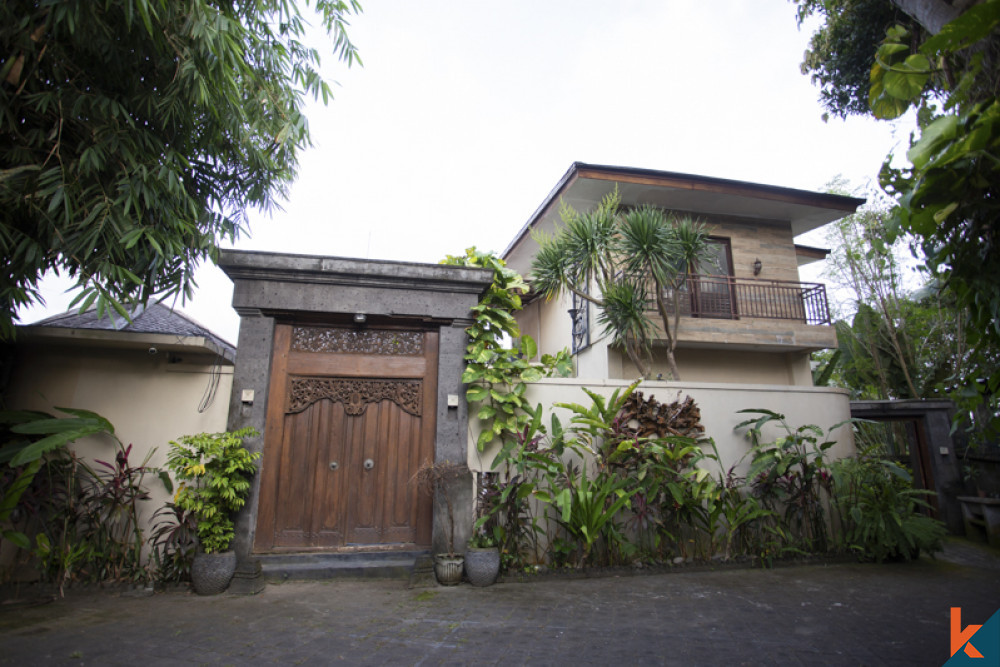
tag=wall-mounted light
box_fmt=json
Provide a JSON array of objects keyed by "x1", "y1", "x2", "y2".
[
  {"x1": 354, "y1": 312, "x2": 367, "y2": 324},
  {"x1": 753, "y1": 258, "x2": 762, "y2": 276}
]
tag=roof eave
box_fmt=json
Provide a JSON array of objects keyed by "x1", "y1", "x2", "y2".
[
  {"x1": 502, "y1": 162, "x2": 865, "y2": 261},
  {"x1": 17, "y1": 326, "x2": 236, "y2": 364}
]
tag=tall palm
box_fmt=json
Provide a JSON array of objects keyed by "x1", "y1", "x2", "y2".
[
  {"x1": 532, "y1": 191, "x2": 713, "y2": 380},
  {"x1": 622, "y1": 211, "x2": 711, "y2": 380}
]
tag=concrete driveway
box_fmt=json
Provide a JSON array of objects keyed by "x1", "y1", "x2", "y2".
[{"x1": 1, "y1": 540, "x2": 997, "y2": 666}]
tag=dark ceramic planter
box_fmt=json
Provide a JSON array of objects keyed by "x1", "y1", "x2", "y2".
[
  {"x1": 191, "y1": 551, "x2": 237, "y2": 595},
  {"x1": 464, "y1": 546, "x2": 500, "y2": 587}
]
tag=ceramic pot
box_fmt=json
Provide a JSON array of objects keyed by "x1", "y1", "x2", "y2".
[
  {"x1": 464, "y1": 546, "x2": 500, "y2": 587},
  {"x1": 191, "y1": 551, "x2": 237, "y2": 595},
  {"x1": 433, "y1": 554, "x2": 464, "y2": 586}
]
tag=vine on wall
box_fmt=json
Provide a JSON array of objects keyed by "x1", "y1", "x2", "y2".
[{"x1": 441, "y1": 247, "x2": 572, "y2": 451}]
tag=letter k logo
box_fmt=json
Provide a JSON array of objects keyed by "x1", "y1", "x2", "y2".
[{"x1": 952, "y1": 608, "x2": 984, "y2": 659}]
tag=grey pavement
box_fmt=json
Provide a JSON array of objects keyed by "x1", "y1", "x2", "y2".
[{"x1": 1, "y1": 540, "x2": 998, "y2": 666}]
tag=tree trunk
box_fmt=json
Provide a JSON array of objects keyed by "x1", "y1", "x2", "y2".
[
  {"x1": 664, "y1": 347, "x2": 681, "y2": 383},
  {"x1": 891, "y1": 0, "x2": 964, "y2": 35},
  {"x1": 654, "y1": 284, "x2": 683, "y2": 381}
]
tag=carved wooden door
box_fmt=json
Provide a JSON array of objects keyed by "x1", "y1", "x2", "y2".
[{"x1": 254, "y1": 324, "x2": 437, "y2": 552}]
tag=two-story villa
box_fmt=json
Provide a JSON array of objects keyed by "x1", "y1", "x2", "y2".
[{"x1": 503, "y1": 162, "x2": 864, "y2": 386}]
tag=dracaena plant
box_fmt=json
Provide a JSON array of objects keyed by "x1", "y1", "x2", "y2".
[{"x1": 165, "y1": 428, "x2": 260, "y2": 554}]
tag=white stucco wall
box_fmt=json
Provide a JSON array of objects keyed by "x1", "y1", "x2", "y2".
[
  {"x1": 5, "y1": 343, "x2": 233, "y2": 551},
  {"x1": 468, "y1": 378, "x2": 854, "y2": 475}
]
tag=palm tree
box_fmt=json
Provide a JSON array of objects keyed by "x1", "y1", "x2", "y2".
[{"x1": 531, "y1": 189, "x2": 712, "y2": 380}]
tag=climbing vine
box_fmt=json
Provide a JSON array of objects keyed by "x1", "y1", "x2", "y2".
[{"x1": 441, "y1": 247, "x2": 572, "y2": 450}]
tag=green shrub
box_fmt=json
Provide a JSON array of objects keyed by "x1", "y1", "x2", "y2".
[
  {"x1": 830, "y1": 448, "x2": 946, "y2": 562},
  {"x1": 165, "y1": 428, "x2": 260, "y2": 554}
]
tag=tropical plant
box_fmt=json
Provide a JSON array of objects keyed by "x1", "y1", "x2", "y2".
[
  {"x1": 795, "y1": 0, "x2": 1000, "y2": 436},
  {"x1": 441, "y1": 247, "x2": 572, "y2": 452},
  {"x1": 829, "y1": 445, "x2": 946, "y2": 561},
  {"x1": 534, "y1": 463, "x2": 635, "y2": 568},
  {"x1": 149, "y1": 501, "x2": 198, "y2": 585},
  {"x1": 531, "y1": 190, "x2": 714, "y2": 379},
  {"x1": 1, "y1": 0, "x2": 363, "y2": 336},
  {"x1": 1, "y1": 409, "x2": 162, "y2": 591},
  {"x1": 472, "y1": 471, "x2": 535, "y2": 570},
  {"x1": 165, "y1": 428, "x2": 260, "y2": 554},
  {"x1": 0, "y1": 408, "x2": 117, "y2": 553},
  {"x1": 79, "y1": 443, "x2": 157, "y2": 583},
  {"x1": 736, "y1": 409, "x2": 848, "y2": 553}
]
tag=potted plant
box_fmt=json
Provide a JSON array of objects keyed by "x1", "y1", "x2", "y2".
[
  {"x1": 165, "y1": 428, "x2": 260, "y2": 595},
  {"x1": 465, "y1": 528, "x2": 501, "y2": 587},
  {"x1": 413, "y1": 459, "x2": 469, "y2": 585}
]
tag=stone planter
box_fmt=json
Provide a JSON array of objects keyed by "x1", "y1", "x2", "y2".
[
  {"x1": 191, "y1": 551, "x2": 237, "y2": 595},
  {"x1": 434, "y1": 554, "x2": 464, "y2": 586},
  {"x1": 464, "y1": 546, "x2": 500, "y2": 587}
]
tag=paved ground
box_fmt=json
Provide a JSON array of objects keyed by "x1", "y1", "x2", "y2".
[{"x1": 1, "y1": 540, "x2": 998, "y2": 666}]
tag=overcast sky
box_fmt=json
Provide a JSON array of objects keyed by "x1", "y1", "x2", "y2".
[{"x1": 18, "y1": 0, "x2": 916, "y2": 344}]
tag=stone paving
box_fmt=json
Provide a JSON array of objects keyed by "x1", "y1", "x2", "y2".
[{"x1": 1, "y1": 541, "x2": 998, "y2": 666}]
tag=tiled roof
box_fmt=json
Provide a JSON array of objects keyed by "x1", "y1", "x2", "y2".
[{"x1": 30, "y1": 303, "x2": 236, "y2": 360}]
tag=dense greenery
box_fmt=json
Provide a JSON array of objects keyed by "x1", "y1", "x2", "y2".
[
  {"x1": 795, "y1": 0, "x2": 1000, "y2": 437},
  {"x1": 1, "y1": 408, "x2": 162, "y2": 592},
  {"x1": 795, "y1": 0, "x2": 925, "y2": 119},
  {"x1": 165, "y1": 428, "x2": 260, "y2": 554},
  {"x1": 815, "y1": 190, "x2": 1000, "y2": 453},
  {"x1": 476, "y1": 387, "x2": 944, "y2": 571},
  {"x1": 1, "y1": 0, "x2": 362, "y2": 337},
  {"x1": 441, "y1": 247, "x2": 571, "y2": 452}
]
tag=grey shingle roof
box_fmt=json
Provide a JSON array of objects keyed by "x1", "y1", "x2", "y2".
[{"x1": 30, "y1": 303, "x2": 236, "y2": 360}]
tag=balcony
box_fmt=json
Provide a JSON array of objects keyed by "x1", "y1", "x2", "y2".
[
  {"x1": 568, "y1": 274, "x2": 835, "y2": 355},
  {"x1": 665, "y1": 274, "x2": 832, "y2": 326}
]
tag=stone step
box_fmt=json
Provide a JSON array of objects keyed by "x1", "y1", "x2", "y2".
[{"x1": 256, "y1": 550, "x2": 430, "y2": 583}]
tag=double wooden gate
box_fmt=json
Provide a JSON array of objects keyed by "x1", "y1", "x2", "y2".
[{"x1": 253, "y1": 324, "x2": 437, "y2": 552}]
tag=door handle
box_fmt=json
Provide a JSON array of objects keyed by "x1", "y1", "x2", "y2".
[{"x1": 363, "y1": 458, "x2": 375, "y2": 471}]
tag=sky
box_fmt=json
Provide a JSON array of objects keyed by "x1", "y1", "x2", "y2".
[{"x1": 16, "y1": 0, "x2": 917, "y2": 344}]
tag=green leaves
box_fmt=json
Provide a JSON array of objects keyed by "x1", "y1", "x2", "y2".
[
  {"x1": 530, "y1": 192, "x2": 713, "y2": 379},
  {"x1": 2, "y1": 407, "x2": 115, "y2": 467},
  {"x1": 445, "y1": 248, "x2": 572, "y2": 451},
  {"x1": 868, "y1": 29, "x2": 931, "y2": 120},
  {"x1": 165, "y1": 428, "x2": 260, "y2": 553},
  {"x1": 0, "y1": 0, "x2": 363, "y2": 337}
]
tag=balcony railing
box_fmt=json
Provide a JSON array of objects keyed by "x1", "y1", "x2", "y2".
[{"x1": 654, "y1": 274, "x2": 832, "y2": 326}]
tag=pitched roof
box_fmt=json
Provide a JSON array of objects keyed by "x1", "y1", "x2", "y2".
[
  {"x1": 503, "y1": 162, "x2": 865, "y2": 275},
  {"x1": 28, "y1": 303, "x2": 236, "y2": 361}
]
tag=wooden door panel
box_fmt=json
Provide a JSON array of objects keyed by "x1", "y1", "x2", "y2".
[
  {"x1": 273, "y1": 409, "x2": 318, "y2": 547},
  {"x1": 345, "y1": 405, "x2": 382, "y2": 545},
  {"x1": 286, "y1": 354, "x2": 426, "y2": 377},
  {"x1": 380, "y1": 407, "x2": 423, "y2": 545},
  {"x1": 311, "y1": 402, "x2": 348, "y2": 546},
  {"x1": 255, "y1": 324, "x2": 437, "y2": 553}
]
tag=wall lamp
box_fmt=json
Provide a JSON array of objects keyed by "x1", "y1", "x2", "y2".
[{"x1": 753, "y1": 258, "x2": 762, "y2": 276}]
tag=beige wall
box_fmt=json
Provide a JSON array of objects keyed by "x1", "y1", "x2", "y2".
[
  {"x1": 617, "y1": 348, "x2": 815, "y2": 386},
  {"x1": 4, "y1": 342, "x2": 233, "y2": 545},
  {"x1": 521, "y1": 290, "x2": 575, "y2": 362},
  {"x1": 468, "y1": 378, "x2": 855, "y2": 476}
]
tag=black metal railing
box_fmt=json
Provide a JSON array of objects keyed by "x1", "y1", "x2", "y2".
[{"x1": 653, "y1": 274, "x2": 832, "y2": 326}]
